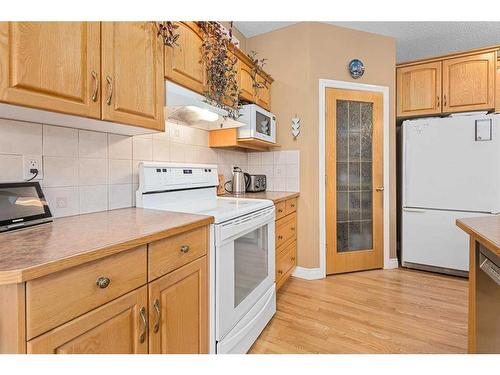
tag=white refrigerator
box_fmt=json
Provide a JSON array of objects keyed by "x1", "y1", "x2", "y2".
[{"x1": 402, "y1": 113, "x2": 500, "y2": 275}]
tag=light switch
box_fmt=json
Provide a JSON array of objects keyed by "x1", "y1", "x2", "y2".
[{"x1": 475, "y1": 119, "x2": 492, "y2": 141}]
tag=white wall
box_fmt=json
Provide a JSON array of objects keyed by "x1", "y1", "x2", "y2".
[{"x1": 0, "y1": 119, "x2": 248, "y2": 218}]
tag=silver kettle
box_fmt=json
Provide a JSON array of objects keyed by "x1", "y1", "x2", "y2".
[{"x1": 225, "y1": 167, "x2": 250, "y2": 195}]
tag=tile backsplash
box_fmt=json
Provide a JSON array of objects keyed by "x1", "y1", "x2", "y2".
[
  {"x1": 247, "y1": 150, "x2": 300, "y2": 192},
  {"x1": 0, "y1": 118, "x2": 299, "y2": 218}
]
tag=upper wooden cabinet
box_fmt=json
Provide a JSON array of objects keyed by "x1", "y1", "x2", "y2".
[
  {"x1": 101, "y1": 22, "x2": 165, "y2": 131},
  {"x1": 397, "y1": 48, "x2": 498, "y2": 118},
  {"x1": 397, "y1": 61, "x2": 442, "y2": 117},
  {"x1": 0, "y1": 22, "x2": 101, "y2": 119},
  {"x1": 164, "y1": 22, "x2": 205, "y2": 94},
  {"x1": 255, "y1": 73, "x2": 271, "y2": 110},
  {"x1": 496, "y1": 59, "x2": 500, "y2": 111},
  {"x1": 148, "y1": 256, "x2": 208, "y2": 354},
  {"x1": 238, "y1": 58, "x2": 255, "y2": 102},
  {"x1": 442, "y1": 52, "x2": 496, "y2": 113}
]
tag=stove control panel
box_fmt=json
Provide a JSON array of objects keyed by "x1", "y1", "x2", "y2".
[{"x1": 138, "y1": 162, "x2": 219, "y2": 193}]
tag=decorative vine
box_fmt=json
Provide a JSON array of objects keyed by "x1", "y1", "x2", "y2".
[
  {"x1": 248, "y1": 50, "x2": 269, "y2": 91},
  {"x1": 155, "y1": 22, "x2": 180, "y2": 47},
  {"x1": 198, "y1": 21, "x2": 240, "y2": 120}
]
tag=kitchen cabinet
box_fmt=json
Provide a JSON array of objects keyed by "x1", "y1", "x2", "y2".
[
  {"x1": 209, "y1": 128, "x2": 279, "y2": 151},
  {"x1": 397, "y1": 47, "x2": 498, "y2": 118},
  {"x1": 255, "y1": 73, "x2": 272, "y2": 110},
  {"x1": 27, "y1": 287, "x2": 149, "y2": 354},
  {"x1": 101, "y1": 22, "x2": 165, "y2": 131},
  {"x1": 396, "y1": 61, "x2": 442, "y2": 117},
  {"x1": 0, "y1": 222, "x2": 210, "y2": 354},
  {"x1": 275, "y1": 197, "x2": 298, "y2": 290},
  {"x1": 496, "y1": 59, "x2": 500, "y2": 112},
  {"x1": 0, "y1": 21, "x2": 164, "y2": 132},
  {"x1": 0, "y1": 22, "x2": 101, "y2": 119},
  {"x1": 238, "y1": 57, "x2": 255, "y2": 102},
  {"x1": 442, "y1": 52, "x2": 496, "y2": 113},
  {"x1": 148, "y1": 256, "x2": 208, "y2": 354},
  {"x1": 164, "y1": 22, "x2": 205, "y2": 95}
]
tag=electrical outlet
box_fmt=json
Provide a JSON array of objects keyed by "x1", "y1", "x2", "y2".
[{"x1": 23, "y1": 155, "x2": 43, "y2": 181}]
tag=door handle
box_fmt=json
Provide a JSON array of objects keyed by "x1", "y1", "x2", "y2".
[
  {"x1": 443, "y1": 95, "x2": 447, "y2": 107},
  {"x1": 139, "y1": 307, "x2": 147, "y2": 343},
  {"x1": 436, "y1": 95, "x2": 440, "y2": 108},
  {"x1": 375, "y1": 186, "x2": 384, "y2": 192},
  {"x1": 91, "y1": 71, "x2": 99, "y2": 102},
  {"x1": 106, "y1": 75, "x2": 113, "y2": 105},
  {"x1": 153, "y1": 299, "x2": 161, "y2": 333}
]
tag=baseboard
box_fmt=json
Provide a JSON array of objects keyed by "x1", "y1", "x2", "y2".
[
  {"x1": 384, "y1": 258, "x2": 399, "y2": 269},
  {"x1": 292, "y1": 266, "x2": 324, "y2": 280}
]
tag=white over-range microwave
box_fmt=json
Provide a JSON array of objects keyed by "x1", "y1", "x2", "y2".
[{"x1": 238, "y1": 104, "x2": 276, "y2": 144}]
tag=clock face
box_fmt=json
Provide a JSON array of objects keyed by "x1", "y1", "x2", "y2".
[{"x1": 349, "y1": 59, "x2": 365, "y2": 79}]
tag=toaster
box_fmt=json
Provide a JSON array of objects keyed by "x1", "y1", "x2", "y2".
[{"x1": 246, "y1": 174, "x2": 267, "y2": 192}]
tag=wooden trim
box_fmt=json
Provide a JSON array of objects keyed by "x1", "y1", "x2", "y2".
[
  {"x1": 209, "y1": 128, "x2": 279, "y2": 151},
  {"x1": 0, "y1": 283, "x2": 26, "y2": 353},
  {"x1": 397, "y1": 45, "x2": 500, "y2": 67},
  {"x1": 468, "y1": 237, "x2": 476, "y2": 354}
]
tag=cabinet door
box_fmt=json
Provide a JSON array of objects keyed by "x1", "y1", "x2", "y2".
[
  {"x1": 149, "y1": 256, "x2": 208, "y2": 354},
  {"x1": 396, "y1": 61, "x2": 442, "y2": 117},
  {"x1": 27, "y1": 286, "x2": 148, "y2": 354},
  {"x1": 255, "y1": 73, "x2": 271, "y2": 110},
  {"x1": 101, "y1": 22, "x2": 164, "y2": 131},
  {"x1": 495, "y1": 59, "x2": 500, "y2": 112},
  {"x1": 442, "y1": 52, "x2": 496, "y2": 112},
  {"x1": 164, "y1": 22, "x2": 205, "y2": 94},
  {"x1": 0, "y1": 22, "x2": 101, "y2": 118},
  {"x1": 239, "y1": 59, "x2": 255, "y2": 102}
]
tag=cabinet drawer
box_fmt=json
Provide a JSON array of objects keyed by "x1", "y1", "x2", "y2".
[
  {"x1": 276, "y1": 240, "x2": 296, "y2": 289},
  {"x1": 26, "y1": 246, "x2": 147, "y2": 340},
  {"x1": 275, "y1": 213, "x2": 296, "y2": 249},
  {"x1": 275, "y1": 201, "x2": 286, "y2": 220},
  {"x1": 285, "y1": 198, "x2": 297, "y2": 215},
  {"x1": 148, "y1": 226, "x2": 208, "y2": 280}
]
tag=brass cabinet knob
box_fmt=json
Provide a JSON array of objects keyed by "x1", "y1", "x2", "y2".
[
  {"x1": 96, "y1": 277, "x2": 111, "y2": 289},
  {"x1": 180, "y1": 245, "x2": 190, "y2": 253},
  {"x1": 278, "y1": 209, "x2": 283, "y2": 213},
  {"x1": 291, "y1": 227, "x2": 295, "y2": 231}
]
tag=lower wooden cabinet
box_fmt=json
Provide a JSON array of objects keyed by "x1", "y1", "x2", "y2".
[
  {"x1": 275, "y1": 197, "x2": 298, "y2": 290},
  {"x1": 149, "y1": 256, "x2": 208, "y2": 354},
  {"x1": 27, "y1": 286, "x2": 149, "y2": 354}
]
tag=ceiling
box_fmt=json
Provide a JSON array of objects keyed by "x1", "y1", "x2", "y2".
[{"x1": 233, "y1": 22, "x2": 500, "y2": 62}]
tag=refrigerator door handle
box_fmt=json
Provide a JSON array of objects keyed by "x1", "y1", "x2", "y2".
[{"x1": 402, "y1": 208, "x2": 426, "y2": 213}]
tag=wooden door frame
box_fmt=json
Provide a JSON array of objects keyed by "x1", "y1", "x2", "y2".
[{"x1": 318, "y1": 79, "x2": 395, "y2": 278}]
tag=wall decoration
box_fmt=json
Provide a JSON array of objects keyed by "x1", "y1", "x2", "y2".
[
  {"x1": 198, "y1": 21, "x2": 240, "y2": 120},
  {"x1": 155, "y1": 22, "x2": 180, "y2": 47},
  {"x1": 348, "y1": 59, "x2": 365, "y2": 79},
  {"x1": 291, "y1": 114, "x2": 300, "y2": 139}
]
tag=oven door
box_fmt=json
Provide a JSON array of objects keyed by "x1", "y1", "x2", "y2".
[
  {"x1": 253, "y1": 107, "x2": 276, "y2": 144},
  {"x1": 215, "y1": 206, "x2": 275, "y2": 340}
]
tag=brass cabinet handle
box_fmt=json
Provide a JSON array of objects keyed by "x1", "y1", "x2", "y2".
[
  {"x1": 106, "y1": 75, "x2": 113, "y2": 105},
  {"x1": 96, "y1": 277, "x2": 110, "y2": 289},
  {"x1": 290, "y1": 204, "x2": 295, "y2": 208},
  {"x1": 278, "y1": 235, "x2": 283, "y2": 240},
  {"x1": 153, "y1": 299, "x2": 161, "y2": 334},
  {"x1": 291, "y1": 227, "x2": 295, "y2": 231},
  {"x1": 180, "y1": 245, "x2": 190, "y2": 253},
  {"x1": 376, "y1": 186, "x2": 384, "y2": 192},
  {"x1": 139, "y1": 306, "x2": 147, "y2": 343},
  {"x1": 436, "y1": 95, "x2": 440, "y2": 108},
  {"x1": 91, "y1": 71, "x2": 99, "y2": 102},
  {"x1": 277, "y1": 270, "x2": 283, "y2": 275},
  {"x1": 291, "y1": 256, "x2": 296, "y2": 262},
  {"x1": 443, "y1": 95, "x2": 447, "y2": 107},
  {"x1": 278, "y1": 209, "x2": 283, "y2": 213}
]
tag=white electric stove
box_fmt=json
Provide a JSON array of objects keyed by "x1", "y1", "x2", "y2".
[{"x1": 136, "y1": 162, "x2": 276, "y2": 354}]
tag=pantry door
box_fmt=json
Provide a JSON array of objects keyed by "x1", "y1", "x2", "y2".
[{"x1": 325, "y1": 88, "x2": 384, "y2": 274}]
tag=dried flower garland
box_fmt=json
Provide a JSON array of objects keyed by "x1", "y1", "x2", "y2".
[
  {"x1": 155, "y1": 22, "x2": 180, "y2": 47},
  {"x1": 248, "y1": 50, "x2": 269, "y2": 91},
  {"x1": 198, "y1": 21, "x2": 240, "y2": 120}
]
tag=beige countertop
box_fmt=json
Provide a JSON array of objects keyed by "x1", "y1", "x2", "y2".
[
  {"x1": 223, "y1": 191, "x2": 299, "y2": 204},
  {"x1": 456, "y1": 216, "x2": 500, "y2": 257},
  {"x1": 0, "y1": 208, "x2": 213, "y2": 285}
]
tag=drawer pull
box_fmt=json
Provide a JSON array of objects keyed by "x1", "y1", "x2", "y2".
[
  {"x1": 180, "y1": 245, "x2": 190, "y2": 253},
  {"x1": 153, "y1": 299, "x2": 161, "y2": 334},
  {"x1": 291, "y1": 227, "x2": 295, "y2": 231},
  {"x1": 278, "y1": 235, "x2": 283, "y2": 240},
  {"x1": 290, "y1": 204, "x2": 295, "y2": 208},
  {"x1": 96, "y1": 277, "x2": 111, "y2": 289},
  {"x1": 291, "y1": 256, "x2": 296, "y2": 262},
  {"x1": 278, "y1": 209, "x2": 283, "y2": 213},
  {"x1": 277, "y1": 270, "x2": 283, "y2": 275},
  {"x1": 139, "y1": 307, "x2": 147, "y2": 344}
]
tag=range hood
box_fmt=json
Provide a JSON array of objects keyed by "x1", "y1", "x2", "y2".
[{"x1": 165, "y1": 81, "x2": 244, "y2": 131}]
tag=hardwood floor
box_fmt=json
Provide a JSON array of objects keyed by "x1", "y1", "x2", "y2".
[{"x1": 250, "y1": 268, "x2": 468, "y2": 354}]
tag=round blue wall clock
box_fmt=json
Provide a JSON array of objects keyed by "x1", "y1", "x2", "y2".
[{"x1": 348, "y1": 59, "x2": 365, "y2": 79}]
